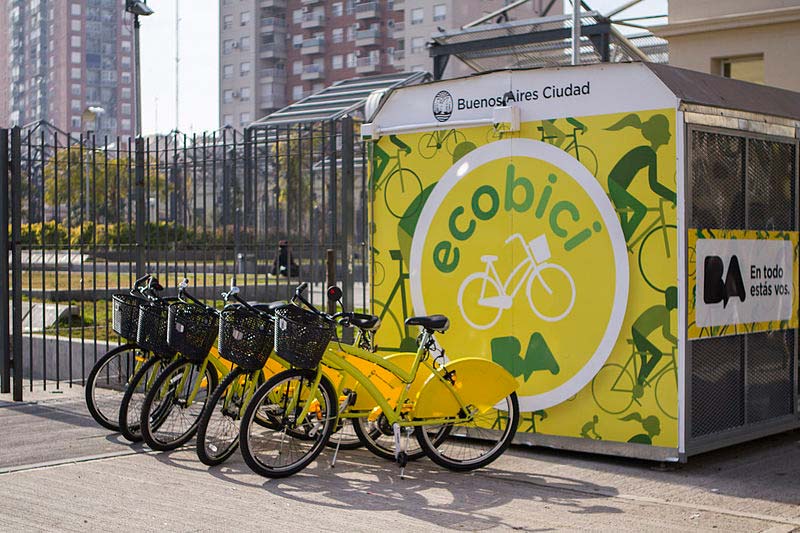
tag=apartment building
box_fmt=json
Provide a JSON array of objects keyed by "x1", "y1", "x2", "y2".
[
  {"x1": 0, "y1": 0, "x2": 137, "y2": 137},
  {"x1": 654, "y1": 0, "x2": 800, "y2": 91}
]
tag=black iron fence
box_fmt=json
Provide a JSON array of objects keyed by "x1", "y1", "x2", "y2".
[{"x1": 2, "y1": 117, "x2": 368, "y2": 400}]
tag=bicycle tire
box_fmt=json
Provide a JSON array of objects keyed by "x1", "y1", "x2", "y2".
[
  {"x1": 240, "y1": 369, "x2": 337, "y2": 478},
  {"x1": 352, "y1": 416, "x2": 450, "y2": 462},
  {"x1": 117, "y1": 355, "x2": 165, "y2": 442},
  {"x1": 416, "y1": 392, "x2": 520, "y2": 472},
  {"x1": 373, "y1": 299, "x2": 407, "y2": 353},
  {"x1": 383, "y1": 166, "x2": 423, "y2": 219},
  {"x1": 140, "y1": 357, "x2": 218, "y2": 452},
  {"x1": 638, "y1": 224, "x2": 678, "y2": 293},
  {"x1": 196, "y1": 367, "x2": 247, "y2": 466},
  {"x1": 417, "y1": 132, "x2": 439, "y2": 159},
  {"x1": 525, "y1": 263, "x2": 576, "y2": 323},
  {"x1": 573, "y1": 144, "x2": 598, "y2": 176},
  {"x1": 445, "y1": 130, "x2": 467, "y2": 155},
  {"x1": 85, "y1": 343, "x2": 145, "y2": 432},
  {"x1": 457, "y1": 273, "x2": 504, "y2": 330},
  {"x1": 591, "y1": 363, "x2": 635, "y2": 415},
  {"x1": 654, "y1": 364, "x2": 678, "y2": 420}
]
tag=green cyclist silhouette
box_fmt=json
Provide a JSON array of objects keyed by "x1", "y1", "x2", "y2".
[
  {"x1": 620, "y1": 412, "x2": 661, "y2": 444},
  {"x1": 606, "y1": 114, "x2": 676, "y2": 242},
  {"x1": 371, "y1": 134, "x2": 410, "y2": 186},
  {"x1": 540, "y1": 117, "x2": 587, "y2": 148},
  {"x1": 632, "y1": 286, "x2": 678, "y2": 392}
]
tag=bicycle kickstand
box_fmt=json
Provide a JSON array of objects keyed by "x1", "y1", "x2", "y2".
[
  {"x1": 330, "y1": 389, "x2": 357, "y2": 469},
  {"x1": 393, "y1": 423, "x2": 409, "y2": 479}
]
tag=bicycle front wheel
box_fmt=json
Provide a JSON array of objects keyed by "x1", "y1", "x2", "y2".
[
  {"x1": 457, "y1": 273, "x2": 504, "y2": 330},
  {"x1": 118, "y1": 355, "x2": 166, "y2": 442},
  {"x1": 140, "y1": 358, "x2": 218, "y2": 451},
  {"x1": 240, "y1": 369, "x2": 337, "y2": 478},
  {"x1": 196, "y1": 367, "x2": 251, "y2": 466},
  {"x1": 85, "y1": 343, "x2": 146, "y2": 432},
  {"x1": 353, "y1": 416, "x2": 451, "y2": 461},
  {"x1": 383, "y1": 167, "x2": 423, "y2": 219},
  {"x1": 416, "y1": 392, "x2": 519, "y2": 472}
]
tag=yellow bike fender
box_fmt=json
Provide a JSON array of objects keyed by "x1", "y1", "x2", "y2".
[{"x1": 413, "y1": 358, "x2": 519, "y2": 419}]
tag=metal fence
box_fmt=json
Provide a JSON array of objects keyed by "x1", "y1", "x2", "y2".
[
  {"x1": 687, "y1": 125, "x2": 799, "y2": 443},
  {"x1": 1, "y1": 117, "x2": 368, "y2": 400}
]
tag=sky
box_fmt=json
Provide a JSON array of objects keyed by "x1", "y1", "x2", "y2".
[{"x1": 135, "y1": 0, "x2": 667, "y2": 136}]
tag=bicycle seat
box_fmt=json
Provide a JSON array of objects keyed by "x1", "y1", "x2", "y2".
[
  {"x1": 405, "y1": 314, "x2": 449, "y2": 332},
  {"x1": 350, "y1": 313, "x2": 381, "y2": 331},
  {"x1": 250, "y1": 301, "x2": 286, "y2": 315},
  {"x1": 481, "y1": 255, "x2": 498, "y2": 263}
]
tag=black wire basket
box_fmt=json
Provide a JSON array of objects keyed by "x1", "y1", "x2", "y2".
[
  {"x1": 137, "y1": 301, "x2": 176, "y2": 357},
  {"x1": 167, "y1": 302, "x2": 219, "y2": 364},
  {"x1": 218, "y1": 306, "x2": 273, "y2": 371},
  {"x1": 112, "y1": 293, "x2": 146, "y2": 341},
  {"x1": 273, "y1": 305, "x2": 334, "y2": 370}
]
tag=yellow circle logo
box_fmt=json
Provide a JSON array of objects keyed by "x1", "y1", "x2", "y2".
[{"x1": 410, "y1": 139, "x2": 629, "y2": 411}]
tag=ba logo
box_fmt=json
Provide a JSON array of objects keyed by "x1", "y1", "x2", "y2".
[
  {"x1": 432, "y1": 90, "x2": 453, "y2": 122},
  {"x1": 703, "y1": 255, "x2": 746, "y2": 307},
  {"x1": 409, "y1": 139, "x2": 629, "y2": 411}
]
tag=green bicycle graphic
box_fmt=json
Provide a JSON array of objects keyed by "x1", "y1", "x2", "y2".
[
  {"x1": 591, "y1": 340, "x2": 677, "y2": 420},
  {"x1": 372, "y1": 135, "x2": 424, "y2": 219},
  {"x1": 418, "y1": 129, "x2": 467, "y2": 159},
  {"x1": 538, "y1": 123, "x2": 598, "y2": 177},
  {"x1": 372, "y1": 249, "x2": 418, "y2": 352}
]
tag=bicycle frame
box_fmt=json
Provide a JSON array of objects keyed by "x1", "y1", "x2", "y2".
[{"x1": 480, "y1": 234, "x2": 553, "y2": 304}]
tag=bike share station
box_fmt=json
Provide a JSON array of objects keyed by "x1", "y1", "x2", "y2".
[{"x1": 361, "y1": 62, "x2": 800, "y2": 462}]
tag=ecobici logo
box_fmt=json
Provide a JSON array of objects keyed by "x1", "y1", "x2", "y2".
[
  {"x1": 432, "y1": 90, "x2": 453, "y2": 122},
  {"x1": 409, "y1": 139, "x2": 629, "y2": 411}
]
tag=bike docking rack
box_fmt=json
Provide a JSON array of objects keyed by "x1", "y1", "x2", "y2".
[{"x1": 361, "y1": 62, "x2": 800, "y2": 463}]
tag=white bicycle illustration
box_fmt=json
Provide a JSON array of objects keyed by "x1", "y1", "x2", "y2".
[{"x1": 457, "y1": 234, "x2": 576, "y2": 330}]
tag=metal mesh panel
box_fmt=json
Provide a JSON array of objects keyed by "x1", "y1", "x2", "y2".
[
  {"x1": 690, "y1": 130, "x2": 745, "y2": 229},
  {"x1": 746, "y1": 330, "x2": 795, "y2": 423},
  {"x1": 691, "y1": 336, "x2": 745, "y2": 437},
  {"x1": 747, "y1": 139, "x2": 796, "y2": 231}
]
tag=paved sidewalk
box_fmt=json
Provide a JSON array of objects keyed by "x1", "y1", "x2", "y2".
[{"x1": 1, "y1": 385, "x2": 799, "y2": 532}]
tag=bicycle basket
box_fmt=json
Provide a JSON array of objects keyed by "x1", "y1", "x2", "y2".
[
  {"x1": 273, "y1": 305, "x2": 334, "y2": 370},
  {"x1": 167, "y1": 302, "x2": 219, "y2": 363},
  {"x1": 112, "y1": 293, "x2": 145, "y2": 341},
  {"x1": 218, "y1": 306, "x2": 273, "y2": 371},
  {"x1": 136, "y1": 301, "x2": 176, "y2": 357}
]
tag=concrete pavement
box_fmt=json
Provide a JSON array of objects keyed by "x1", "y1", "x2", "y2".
[{"x1": 1, "y1": 385, "x2": 799, "y2": 532}]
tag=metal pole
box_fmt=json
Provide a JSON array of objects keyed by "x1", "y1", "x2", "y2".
[
  {"x1": 175, "y1": 0, "x2": 180, "y2": 130},
  {"x1": 572, "y1": 1, "x2": 581, "y2": 65},
  {"x1": 326, "y1": 249, "x2": 335, "y2": 315},
  {"x1": 0, "y1": 129, "x2": 9, "y2": 394},
  {"x1": 10, "y1": 127, "x2": 22, "y2": 401},
  {"x1": 135, "y1": 136, "x2": 145, "y2": 277},
  {"x1": 341, "y1": 117, "x2": 355, "y2": 345},
  {"x1": 134, "y1": 14, "x2": 143, "y2": 137}
]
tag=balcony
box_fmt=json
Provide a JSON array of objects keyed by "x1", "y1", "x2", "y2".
[
  {"x1": 259, "y1": 41, "x2": 287, "y2": 59},
  {"x1": 260, "y1": 17, "x2": 286, "y2": 33},
  {"x1": 355, "y1": 1, "x2": 379, "y2": 20},
  {"x1": 301, "y1": 63, "x2": 325, "y2": 81},
  {"x1": 392, "y1": 0, "x2": 404, "y2": 10},
  {"x1": 259, "y1": 0, "x2": 287, "y2": 7},
  {"x1": 355, "y1": 28, "x2": 381, "y2": 47},
  {"x1": 301, "y1": 12, "x2": 325, "y2": 29},
  {"x1": 259, "y1": 68, "x2": 287, "y2": 83},
  {"x1": 356, "y1": 56, "x2": 380, "y2": 74},
  {"x1": 301, "y1": 37, "x2": 325, "y2": 55},
  {"x1": 389, "y1": 49, "x2": 405, "y2": 66},
  {"x1": 300, "y1": 0, "x2": 322, "y2": 5},
  {"x1": 260, "y1": 93, "x2": 287, "y2": 110},
  {"x1": 390, "y1": 21, "x2": 404, "y2": 37}
]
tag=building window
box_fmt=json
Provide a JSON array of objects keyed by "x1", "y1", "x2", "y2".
[
  {"x1": 224, "y1": 89, "x2": 234, "y2": 103},
  {"x1": 346, "y1": 52, "x2": 356, "y2": 68},
  {"x1": 121, "y1": 118, "x2": 131, "y2": 131},
  {"x1": 71, "y1": 100, "x2": 81, "y2": 111},
  {"x1": 240, "y1": 112, "x2": 250, "y2": 125},
  {"x1": 71, "y1": 19, "x2": 81, "y2": 31},
  {"x1": 71, "y1": 35, "x2": 81, "y2": 47},
  {"x1": 292, "y1": 9, "x2": 303, "y2": 24},
  {"x1": 121, "y1": 103, "x2": 131, "y2": 115},
  {"x1": 223, "y1": 64, "x2": 233, "y2": 79},
  {"x1": 240, "y1": 61, "x2": 251, "y2": 76},
  {"x1": 223, "y1": 14, "x2": 233, "y2": 29},
  {"x1": 71, "y1": 84, "x2": 81, "y2": 96},
  {"x1": 240, "y1": 11, "x2": 250, "y2": 25},
  {"x1": 347, "y1": 25, "x2": 355, "y2": 41},
  {"x1": 433, "y1": 4, "x2": 446, "y2": 21},
  {"x1": 292, "y1": 85, "x2": 304, "y2": 100},
  {"x1": 411, "y1": 37, "x2": 424, "y2": 54},
  {"x1": 292, "y1": 34, "x2": 303, "y2": 48},
  {"x1": 223, "y1": 114, "x2": 233, "y2": 126},
  {"x1": 720, "y1": 55, "x2": 764, "y2": 85},
  {"x1": 71, "y1": 51, "x2": 81, "y2": 63},
  {"x1": 292, "y1": 60, "x2": 303, "y2": 75},
  {"x1": 332, "y1": 55, "x2": 343, "y2": 70},
  {"x1": 121, "y1": 72, "x2": 131, "y2": 84},
  {"x1": 71, "y1": 116, "x2": 81, "y2": 129},
  {"x1": 240, "y1": 36, "x2": 250, "y2": 50},
  {"x1": 121, "y1": 40, "x2": 131, "y2": 53},
  {"x1": 71, "y1": 67, "x2": 81, "y2": 79},
  {"x1": 332, "y1": 2, "x2": 343, "y2": 16},
  {"x1": 223, "y1": 39, "x2": 233, "y2": 54},
  {"x1": 240, "y1": 87, "x2": 250, "y2": 101},
  {"x1": 122, "y1": 87, "x2": 131, "y2": 99},
  {"x1": 70, "y1": 3, "x2": 81, "y2": 16},
  {"x1": 332, "y1": 28, "x2": 343, "y2": 43},
  {"x1": 411, "y1": 7, "x2": 424, "y2": 25}
]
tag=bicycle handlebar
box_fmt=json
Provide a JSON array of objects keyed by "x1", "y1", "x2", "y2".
[{"x1": 504, "y1": 233, "x2": 526, "y2": 247}]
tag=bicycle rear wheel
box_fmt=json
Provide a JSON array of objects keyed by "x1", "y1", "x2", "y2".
[
  {"x1": 140, "y1": 358, "x2": 218, "y2": 451},
  {"x1": 416, "y1": 392, "x2": 519, "y2": 471},
  {"x1": 352, "y1": 415, "x2": 445, "y2": 462},
  {"x1": 240, "y1": 369, "x2": 336, "y2": 478},
  {"x1": 85, "y1": 343, "x2": 145, "y2": 432},
  {"x1": 117, "y1": 355, "x2": 166, "y2": 442}
]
